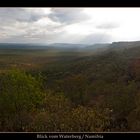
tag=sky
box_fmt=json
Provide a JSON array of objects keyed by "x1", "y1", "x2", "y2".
[{"x1": 0, "y1": 8, "x2": 140, "y2": 44}]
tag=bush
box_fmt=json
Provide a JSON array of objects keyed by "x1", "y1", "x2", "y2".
[{"x1": 0, "y1": 70, "x2": 44, "y2": 131}]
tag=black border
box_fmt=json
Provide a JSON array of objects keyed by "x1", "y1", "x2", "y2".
[
  {"x1": 0, "y1": 132, "x2": 140, "y2": 139},
  {"x1": 0, "y1": 0, "x2": 140, "y2": 139},
  {"x1": 0, "y1": 0, "x2": 139, "y2": 7}
]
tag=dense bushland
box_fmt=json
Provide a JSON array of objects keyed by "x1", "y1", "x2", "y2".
[{"x1": 0, "y1": 49, "x2": 140, "y2": 132}]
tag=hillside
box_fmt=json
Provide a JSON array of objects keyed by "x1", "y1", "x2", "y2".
[{"x1": 0, "y1": 41, "x2": 140, "y2": 132}]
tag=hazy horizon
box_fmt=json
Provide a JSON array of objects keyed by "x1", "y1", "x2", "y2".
[{"x1": 0, "y1": 40, "x2": 140, "y2": 46}]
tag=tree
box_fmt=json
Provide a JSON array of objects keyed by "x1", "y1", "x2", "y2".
[
  {"x1": 69, "y1": 106, "x2": 109, "y2": 132},
  {"x1": 58, "y1": 74, "x2": 89, "y2": 105},
  {"x1": 127, "y1": 92, "x2": 140, "y2": 131},
  {"x1": 31, "y1": 92, "x2": 72, "y2": 132},
  {"x1": 0, "y1": 69, "x2": 44, "y2": 131}
]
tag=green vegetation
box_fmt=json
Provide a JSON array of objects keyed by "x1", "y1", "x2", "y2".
[{"x1": 0, "y1": 43, "x2": 140, "y2": 132}]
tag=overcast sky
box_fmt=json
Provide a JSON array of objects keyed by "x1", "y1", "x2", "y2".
[{"x1": 0, "y1": 8, "x2": 140, "y2": 44}]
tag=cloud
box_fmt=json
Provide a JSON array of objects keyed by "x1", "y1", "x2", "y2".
[
  {"x1": 79, "y1": 33, "x2": 113, "y2": 44},
  {"x1": 0, "y1": 8, "x2": 113, "y2": 44},
  {"x1": 0, "y1": 8, "x2": 49, "y2": 23},
  {"x1": 96, "y1": 22, "x2": 119, "y2": 29},
  {"x1": 0, "y1": 8, "x2": 89, "y2": 44},
  {"x1": 0, "y1": 8, "x2": 140, "y2": 44},
  {"x1": 0, "y1": 27, "x2": 67, "y2": 44},
  {"x1": 48, "y1": 8, "x2": 89, "y2": 24},
  {"x1": 0, "y1": 8, "x2": 64, "y2": 43}
]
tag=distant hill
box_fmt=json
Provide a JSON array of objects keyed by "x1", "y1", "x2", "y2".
[
  {"x1": 1, "y1": 41, "x2": 140, "y2": 52},
  {"x1": 85, "y1": 43, "x2": 110, "y2": 49},
  {"x1": 49, "y1": 43, "x2": 87, "y2": 48},
  {"x1": 0, "y1": 43, "x2": 49, "y2": 50},
  {"x1": 0, "y1": 43, "x2": 88, "y2": 50},
  {"x1": 109, "y1": 41, "x2": 140, "y2": 50}
]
